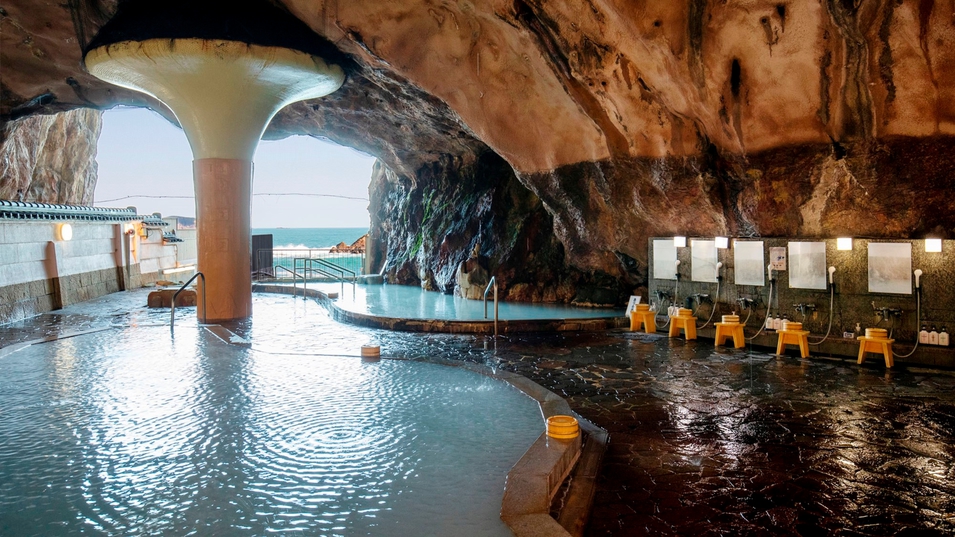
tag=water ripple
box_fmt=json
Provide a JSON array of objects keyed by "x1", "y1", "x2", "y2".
[{"x1": 0, "y1": 297, "x2": 543, "y2": 537}]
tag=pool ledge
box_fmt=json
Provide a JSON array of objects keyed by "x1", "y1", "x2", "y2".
[
  {"x1": 427, "y1": 362, "x2": 607, "y2": 537},
  {"x1": 252, "y1": 283, "x2": 628, "y2": 334}
]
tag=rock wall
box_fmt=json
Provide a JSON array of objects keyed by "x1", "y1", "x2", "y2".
[
  {"x1": 0, "y1": 109, "x2": 103, "y2": 204},
  {"x1": 366, "y1": 151, "x2": 631, "y2": 305},
  {"x1": 2, "y1": 1, "x2": 954, "y2": 304}
]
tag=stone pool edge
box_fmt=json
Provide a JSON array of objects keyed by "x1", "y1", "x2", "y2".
[
  {"x1": 252, "y1": 284, "x2": 608, "y2": 536},
  {"x1": 399, "y1": 356, "x2": 607, "y2": 537},
  {"x1": 251, "y1": 283, "x2": 628, "y2": 334}
]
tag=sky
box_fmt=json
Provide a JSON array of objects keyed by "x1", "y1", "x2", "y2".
[{"x1": 94, "y1": 107, "x2": 375, "y2": 228}]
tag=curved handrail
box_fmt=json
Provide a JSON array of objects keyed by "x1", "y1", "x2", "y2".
[
  {"x1": 483, "y1": 276, "x2": 499, "y2": 337},
  {"x1": 311, "y1": 257, "x2": 357, "y2": 281},
  {"x1": 294, "y1": 257, "x2": 356, "y2": 298},
  {"x1": 170, "y1": 272, "x2": 205, "y2": 328},
  {"x1": 273, "y1": 265, "x2": 305, "y2": 297}
]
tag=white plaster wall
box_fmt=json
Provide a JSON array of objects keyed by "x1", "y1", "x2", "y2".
[
  {"x1": 138, "y1": 228, "x2": 183, "y2": 276},
  {"x1": 58, "y1": 224, "x2": 119, "y2": 277},
  {"x1": 0, "y1": 222, "x2": 58, "y2": 287},
  {"x1": 0, "y1": 222, "x2": 123, "y2": 287}
]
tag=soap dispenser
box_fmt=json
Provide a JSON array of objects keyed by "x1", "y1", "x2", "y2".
[
  {"x1": 940, "y1": 327, "x2": 950, "y2": 347},
  {"x1": 766, "y1": 312, "x2": 775, "y2": 331},
  {"x1": 929, "y1": 326, "x2": 939, "y2": 346},
  {"x1": 919, "y1": 325, "x2": 930, "y2": 344},
  {"x1": 773, "y1": 315, "x2": 783, "y2": 331}
]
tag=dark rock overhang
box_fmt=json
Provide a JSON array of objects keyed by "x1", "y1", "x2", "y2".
[{"x1": 84, "y1": 0, "x2": 355, "y2": 76}]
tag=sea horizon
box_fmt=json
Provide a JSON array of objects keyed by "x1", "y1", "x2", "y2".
[{"x1": 252, "y1": 227, "x2": 368, "y2": 250}]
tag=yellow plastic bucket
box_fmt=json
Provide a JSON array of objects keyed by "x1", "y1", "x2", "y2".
[{"x1": 546, "y1": 415, "x2": 580, "y2": 440}]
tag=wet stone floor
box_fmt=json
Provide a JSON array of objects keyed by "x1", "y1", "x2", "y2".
[{"x1": 2, "y1": 292, "x2": 954, "y2": 536}]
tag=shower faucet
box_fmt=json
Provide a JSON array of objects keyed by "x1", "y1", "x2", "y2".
[
  {"x1": 684, "y1": 293, "x2": 711, "y2": 309},
  {"x1": 655, "y1": 289, "x2": 673, "y2": 303},
  {"x1": 871, "y1": 302, "x2": 902, "y2": 320},
  {"x1": 736, "y1": 297, "x2": 758, "y2": 310},
  {"x1": 793, "y1": 303, "x2": 816, "y2": 317}
]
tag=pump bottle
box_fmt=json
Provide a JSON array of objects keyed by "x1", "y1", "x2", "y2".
[
  {"x1": 940, "y1": 327, "x2": 950, "y2": 347},
  {"x1": 919, "y1": 325, "x2": 930, "y2": 344},
  {"x1": 766, "y1": 313, "x2": 775, "y2": 331},
  {"x1": 929, "y1": 326, "x2": 939, "y2": 346}
]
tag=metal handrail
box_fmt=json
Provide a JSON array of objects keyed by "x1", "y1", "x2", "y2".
[
  {"x1": 256, "y1": 248, "x2": 364, "y2": 283},
  {"x1": 294, "y1": 257, "x2": 356, "y2": 298},
  {"x1": 483, "y1": 276, "x2": 499, "y2": 337},
  {"x1": 170, "y1": 271, "x2": 205, "y2": 328},
  {"x1": 272, "y1": 265, "x2": 305, "y2": 297},
  {"x1": 311, "y1": 257, "x2": 357, "y2": 281}
]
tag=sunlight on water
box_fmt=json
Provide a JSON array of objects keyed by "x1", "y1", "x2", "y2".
[{"x1": 0, "y1": 297, "x2": 543, "y2": 536}]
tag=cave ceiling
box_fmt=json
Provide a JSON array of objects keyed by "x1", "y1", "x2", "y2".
[
  {"x1": 2, "y1": 0, "x2": 955, "y2": 293},
  {"x1": 3, "y1": 0, "x2": 952, "y2": 177}
]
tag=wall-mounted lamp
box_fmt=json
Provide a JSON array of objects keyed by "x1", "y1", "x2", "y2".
[
  {"x1": 715, "y1": 236, "x2": 729, "y2": 249},
  {"x1": 57, "y1": 223, "x2": 73, "y2": 241},
  {"x1": 925, "y1": 238, "x2": 942, "y2": 253},
  {"x1": 673, "y1": 236, "x2": 687, "y2": 248},
  {"x1": 837, "y1": 237, "x2": 853, "y2": 251}
]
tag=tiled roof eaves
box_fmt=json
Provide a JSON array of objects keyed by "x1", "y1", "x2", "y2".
[{"x1": 0, "y1": 200, "x2": 168, "y2": 225}]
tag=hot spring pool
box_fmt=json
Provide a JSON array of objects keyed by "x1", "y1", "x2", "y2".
[
  {"x1": 310, "y1": 282, "x2": 626, "y2": 321},
  {"x1": 0, "y1": 294, "x2": 544, "y2": 536}
]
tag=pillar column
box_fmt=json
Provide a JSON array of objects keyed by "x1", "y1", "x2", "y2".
[
  {"x1": 194, "y1": 158, "x2": 253, "y2": 321},
  {"x1": 85, "y1": 38, "x2": 343, "y2": 321}
]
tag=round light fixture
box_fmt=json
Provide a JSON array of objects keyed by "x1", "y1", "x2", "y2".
[{"x1": 58, "y1": 223, "x2": 73, "y2": 241}]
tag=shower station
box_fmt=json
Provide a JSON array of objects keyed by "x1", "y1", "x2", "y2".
[
  {"x1": 83, "y1": 1, "x2": 345, "y2": 321},
  {"x1": 640, "y1": 236, "x2": 947, "y2": 366}
]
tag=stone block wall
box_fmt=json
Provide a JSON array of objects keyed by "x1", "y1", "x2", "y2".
[
  {"x1": 0, "y1": 222, "x2": 124, "y2": 324},
  {"x1": 0, "y1": 220, "x2": 183, "y2": 325},
  {"x1": 647, "y1": 237, "x2": 955, "y2": 365}
]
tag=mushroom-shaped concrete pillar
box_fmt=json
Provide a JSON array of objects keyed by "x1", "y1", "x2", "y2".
[{"x1": 83, "y1": 2, "x2": 345, "y2": 321}]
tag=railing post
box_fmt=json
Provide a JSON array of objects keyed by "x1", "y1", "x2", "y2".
[
  {"x1": 171, "y1": 271, "x2": 205, "y2": 328},
  {"x1": 484, "y1": 276, "x2": 499, "y2": 337}
]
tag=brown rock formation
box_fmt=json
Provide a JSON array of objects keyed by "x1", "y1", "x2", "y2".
[
  {"x1": 2, "y1": 0, "x2": 954, "y2": 303},
  {"x1": 0, "y1": 108, "x2": 102, "y2": 204}
]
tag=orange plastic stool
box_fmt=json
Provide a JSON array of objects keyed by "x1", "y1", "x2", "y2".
[
  {"x1": 776, "y1": 322, "x2": 810, "y2": 358},
  {"x1": 668, "y1": 308, "x2": 697, "y2": 340},
  {"x1": 857, "y1": 337, "x2": 894, "y2": 368},
  {"x1": 715, "y1": 323, "x2": 745, "y2": 349},
  {"x1": 630, "y1": 305, "x2": 656, "y2": 334}
]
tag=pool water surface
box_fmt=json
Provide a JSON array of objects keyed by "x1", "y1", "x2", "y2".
[{"x1": 0, "y1": 294, "x2": 543, "y2": 536}]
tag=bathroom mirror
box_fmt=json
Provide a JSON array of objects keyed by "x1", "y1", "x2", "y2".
[
  {"x1": 691, "y1": 240, "x2": 718, "y2": 283},
  {"x1": 653, "y1": 239, "x2": 678, "y2": 280},
  {"x1": 868, "y1": 242, "x2": 912, "y2": 294},
  {"x1": 734, "y1": 241, "x2": 765, "y2": 286},
  {"x1": 788, "y1": 242, "x2": 827, "y2": 290}
]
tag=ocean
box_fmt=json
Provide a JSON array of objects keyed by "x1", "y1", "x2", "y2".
[
  {"x1": 251, "y1": 227, "x2": 369, "y2": 276},
  {"x1": 251, "y1": 227, "x2": 368, "y2": 249}
]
